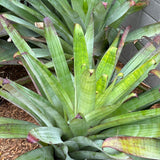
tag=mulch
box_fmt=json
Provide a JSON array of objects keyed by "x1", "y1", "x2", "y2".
[{"x1": 0, "y1": 65, "x2": 40, "y2": 160}]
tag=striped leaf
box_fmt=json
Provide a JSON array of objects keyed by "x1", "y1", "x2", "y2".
[{"x1": 103, "y1": 137, "x2": 160, "y2": 159}]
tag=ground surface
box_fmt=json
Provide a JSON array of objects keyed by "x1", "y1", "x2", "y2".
[{"x1": 0, "y1": 65, "x2": 39, "y2": 160}]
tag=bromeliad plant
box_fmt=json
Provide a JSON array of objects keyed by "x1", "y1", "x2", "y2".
[
  {"x1": 1, "y1": 15, "x2": 160, "y2": 159},
  {"x1": 1, "y1": 0, "x2": 160, "y2": 66}
]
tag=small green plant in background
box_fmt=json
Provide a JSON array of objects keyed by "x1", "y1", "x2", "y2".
[
  {"x1": 0, "y1": 0, "x2": 160, "y2": 67},
  {"x1": 0, "y1": 10, "x2": 160, "y2": 159}
]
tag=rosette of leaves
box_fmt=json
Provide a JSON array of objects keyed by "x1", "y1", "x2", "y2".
[
  {"x1": 0, "y1": 0, "x2": 160, "y2": 66},
  {"x1": 0, "y1": 16, "x2": 160, "y2": 160}
]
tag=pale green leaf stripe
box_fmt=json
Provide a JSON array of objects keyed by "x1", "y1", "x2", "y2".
[
  {"x1": 126, "y1": 22, "x2": 160, "y2": 43},
  {"x1": 96, "y1": 33, "x2": 119, "y2": 82},
  {"x1": 30, "y1": 127, "x2": 63, "y2": 144},
  {"x1": 3, "y1": 14, "x2": 44, "y2": 36},
  {"x1": 11, "y1": 0, "x2": 44, "y2": 21},
  {"x1": 104, "y1": 58, "x2": 157, "y2": 106},
  {"x1": 0, "y1": 0, "x2": 39, "y2": 23},
  {"x1": 74, "y1": 24, "x2": 89, "y2": 114},
  {"x1": 25, "y1": 0, "x2": 72, "y2": 43},
  {"x1": 0, "y1": 124, "x2": 37, "y2": 138},
  {"x1": 103, "y1": 137, "x2": 160, "y2": 160},
  {"x1": 88, "y1": 108, "x2": 160, "y2": 135},
  {"x1": 109, "y1": 85, "x2": 160, "y2": 117},
  {"x1": 10, "y1": 81, "x2": 73, "y2": 138},
  {"x1": 0, "y1": 15, "x2": 35, "y2": 57},
  {"x1": 21, "y1": 53, "x2": 74, "y2": 120},
  {"x1": 100, "y1": 123, "x2": 160, "y2": 138},
  {"x1": 16, "y1": 146, "x2": 54, "y2": 160},
  {"x1": 44, "y1": 17, "x2": 75, "y2": 104},
  {"x1": 85, "y1": 14, "x2": 94, "y2": 68},
  {"x1": 78, "y1": 70, "x2": 96, "y2": 115}
]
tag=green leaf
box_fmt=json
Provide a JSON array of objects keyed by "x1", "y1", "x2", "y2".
[
  {"x1": 105, "y1": 1, "x2": 134, "y2": 27},
  {"x1": 96, "y1": 33, "x2": 120, "y2": 84},
  {"x1": 0, "y1": 0, "x2": 40, "y2": 23},
  {"x1": 102, "y1": 137, "x2": 160, "y2": 159},
  {"x1": 29, "y1": 127, "x2": 63, "y2": 144},
  {"x1": 3, "y1": 13, "x2": 44, "y2": 36},
  {"x1": 88, "y1": 108, "x2": 160, "y2": 135},
  {"x1": 78, "y1": 69, "x2": 96, "y2": 115},
  {"x1": 44, "y1": 17, "x2": 75, "y2": 104},
  {"x1": 16, "y1": 146, "x2": 54, "y2": 160},
  {"x1": 126, "y1": 22, "x2": 160, "y2": 43},
  {"x1": 74, "y1": 23, "x2": 89, "y2": 114},
  {"x1": 25, "y1": 0, "x2": 73, "y2": 43},
  {"x1": 0, "y1": 118, "x2": 37, "y2": 138},
  {"x1": 7, "y1": 80, "x2": 73, "y2": 138},
  {"x1": 18, "y1": 52, "x2": 74, "y2": 120},
  {"x1": 109, "y1": 85, "x2": 160, "y2": 117},
  {"x1": 85, "y1": 14, "x2": 94, "y2": 68},
  {"x1": 100, "y1": 123, "x2": 160, "y2": 138},
  {"x1": 0, "y1": 15, "x2": 35, "y2": 57},
  {"x1": 104, "y1": 57, "x2": 158, "y2": 106}
]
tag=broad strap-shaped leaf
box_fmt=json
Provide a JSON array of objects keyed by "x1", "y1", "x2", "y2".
[
  {"x1": 102, "y1": 137, "x2": 160, "y2": 159},
  {"x1": 71, "y1": 0, "x2": 86, "y2": 23},
  {"x1": 3, "y1": 13, "x2": 44, "y2": 36},
  {"x1": 44, "y1": 17, "x2": 75, "y2": 104},
  {"x1": 105, "y1": 1, "x2": 135, "y2": 27},
  {"x1": 0, "y1": 0, "x2": 40, "y2": 23},
  {"x1": 99, "y1": 123, "x2": 160, "y2": 139},
  {"x1": 85, "y1": 14, "x2": 94, "y2": 68},
  {"x1": 121, "y1": 35, "x2": 160, "y2": 77},
  {"x1": 5, "y1": 80, "x2": 73, "y2": 138},
  {"x1": 25, "y1": 0, "x2": 72, "y2": 43},
  {"x1": 96, "y1": 32, "x2": 120, "y2": 84},
  {"x1": 16, "y1": 146, "x2": 54, "y2": 160},
  {"x1": 28, "y1": 127, "x2": 63, "y2": 144},
  {"x1": 0, "y1": 15, "x2": 35, "y2": 56},
  {"x1": 0, "y1": 117, "x2": 37, "y2": 138},
  {"x1": 0, "y1": 78, "x2": 53, "y2": 127},
  {"x1": 17, "y1": 52, "x2": 74, "y2": 120},
  {"x1": 104, "y1": 56, "x2": 159, "y2": 106},
  {"x1": 126, "y1": 22, "x2": 160, "y2": 43},
  {"x1": 78, "y1": 69, "x2": 96, "y2": 115},
  {"x1": 109, "y1": 85, "x2": 160, "y2": 117},
  {"x1": 74, "y1": 23, "x2": 89, "y2": 114},
  {"x1": 88, "y1": 108, "x2": 160, "y2": 135},
  {"x1": 48, "y1": 0, "x2": 85, "y2": 33},
  {"x1": 11, "y1": 0, "x2": 44, "y2": 21}
]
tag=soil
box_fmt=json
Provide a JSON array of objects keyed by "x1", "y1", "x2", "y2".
[{"x1": 0, "y1": 65, "x2": 40, "y2": 160}]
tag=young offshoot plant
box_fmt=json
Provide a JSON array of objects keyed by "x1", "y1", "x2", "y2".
[{"x1": 0, "y1": 15, "x2": 160, "y2": 159}]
